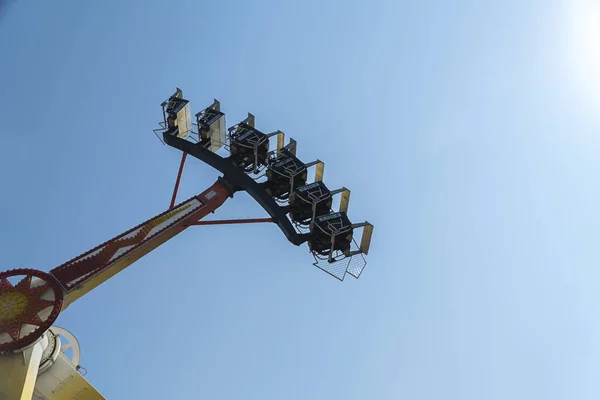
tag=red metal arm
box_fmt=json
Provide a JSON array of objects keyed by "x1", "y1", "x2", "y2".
[
  {"x1": 50, "y1": 180, "x2": 231, "y2": 309},
  {"x1": 170, "y1": 152, "x2": 187, "y2": 209},
  {"x1": 190, "y1": 218, "x2": 274, "y2": 226}
]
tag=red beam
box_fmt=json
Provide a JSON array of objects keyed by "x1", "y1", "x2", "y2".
[
  {"x1": 170, "y1": 152, "x2": 188, "y2": 209},
  {"x1": 189, "y1": 218, "x2": 275, "y2": 226},
  {"x1": 51, "y1": 180, "x2": 232, "y2": 300}
]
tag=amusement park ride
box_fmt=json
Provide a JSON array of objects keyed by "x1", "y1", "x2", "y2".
[{"x1": 0, "y1": 89, "x2": 374, "y2": 399}]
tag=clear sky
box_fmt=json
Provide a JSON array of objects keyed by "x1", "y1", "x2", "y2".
[{"x1": 1, "y1": 0, "x2": 600, "y2": 399}]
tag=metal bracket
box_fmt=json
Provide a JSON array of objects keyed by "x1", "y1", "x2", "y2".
[
  {"x1": 331, "y1": 187, "x2": 351, "y2": 213},
  {"x1": 266, "y1": 130, "x2": 286, "y2": 155},
  {"x1": 305, "y1": 160, "x2": 324, "y2": 182},
  {"x1": 243, "y1": 113, "x2": 255, "y2": 128},
  {"x1": 349, "y1": 222, "x2": 374, "y2": 255},
  {"x1": 283, "y1": 138, "x2": 297, "y2": 155}
]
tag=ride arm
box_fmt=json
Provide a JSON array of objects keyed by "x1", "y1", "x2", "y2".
[
  {"x1": 162, "y1": 133, "x2": 310, "y2": 246},
  {"x1": 49, "y1": 181, "x2": 231, "y2": 310}
]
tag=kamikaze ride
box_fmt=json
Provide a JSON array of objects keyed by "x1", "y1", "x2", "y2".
[{"x1": 0, "y1": 89, "x2": 374, "y2": 400}]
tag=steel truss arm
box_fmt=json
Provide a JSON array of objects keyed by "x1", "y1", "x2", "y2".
[{"x1": 50, "y1": 180, "x2": 231, "y2": 310}]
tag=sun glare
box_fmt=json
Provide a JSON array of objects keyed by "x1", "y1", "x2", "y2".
[{"x1": 569, "y1": 0, "x2": 600, "y2": 107}]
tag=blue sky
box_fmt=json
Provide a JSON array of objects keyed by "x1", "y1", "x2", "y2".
[{"x1": 1, "y1": 0, "x2": 600, "y2": 399}]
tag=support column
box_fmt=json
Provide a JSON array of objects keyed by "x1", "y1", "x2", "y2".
[{"x1": 0, "y1": 338, "x2": 46, "y2": 400}]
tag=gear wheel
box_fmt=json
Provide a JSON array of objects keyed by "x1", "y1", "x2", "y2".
[{"x1": 0, "y1": 269, "x2": 64, "y2": 353}]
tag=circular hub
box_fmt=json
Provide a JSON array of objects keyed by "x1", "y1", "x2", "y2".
[
  {"x1": 0, "y1": 269, "x2": 64, "y2": 353},
  {"x1": 0, "y1": 292, "x2": 29, "y2": 320}
]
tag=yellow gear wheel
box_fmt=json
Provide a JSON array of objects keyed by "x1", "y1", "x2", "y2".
[{"x1": 0, "y1": 292, "x2": 28, "y2": 322}]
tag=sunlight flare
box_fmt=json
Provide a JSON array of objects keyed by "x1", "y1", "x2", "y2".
[{"x1": 568, "y1": 0, "x2": 600, "y2": 107}]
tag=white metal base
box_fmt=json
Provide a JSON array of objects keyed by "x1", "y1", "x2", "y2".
[
  {"x1": 0, "y1": 327, "x2": 104, "y2": 400},
  {"x1": 0, "y1": 335, "x2": 46, "y2": 400}
]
